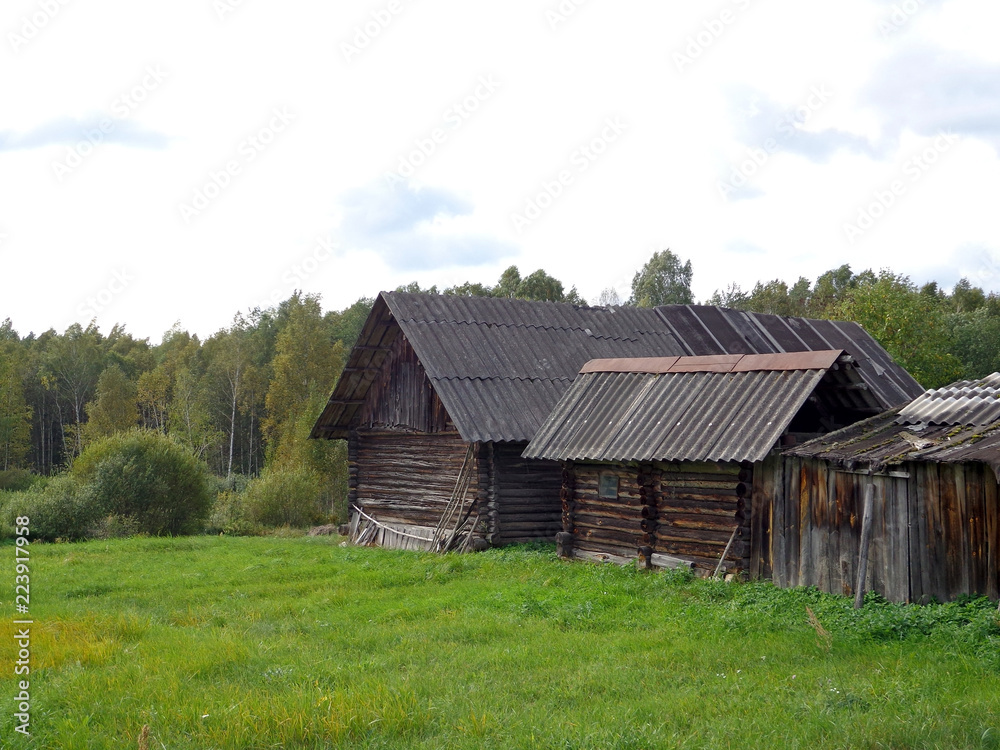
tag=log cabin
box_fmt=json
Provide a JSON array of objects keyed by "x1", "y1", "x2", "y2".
[
  {"x1": 311, "y1": 291, "x2": 922, "y2": 552},
  {"x1": 523, "y1": 350, "x2": 922, "y2": 575}
]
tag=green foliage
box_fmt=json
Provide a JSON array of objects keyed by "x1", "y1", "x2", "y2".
[
  {"x1": 264, "y1": 293, "x2": 344, "y2": 463},
  {"x1": 0, "y1": 474, "x2": 103, "y2": 541},
  {"x1": 0, "y1": 468, "x2": 39, "y2": 492},
  {"x1": 82, "y1": 363, "x2": 139, "y2": 444},
  {"x1": 73, "y1": 430, "x2": 213, "y2": 536},
  {"x1": 629, "y1": 248, "x2": 694, "y2": 306},
  {"x1": 515, "y1": 268, "x2": 565, "y2": 302},
  {"x1": 0, "y1": 338, "x2": 32, "y2": 469},
  {"x1": 325, "y1": 297, "x2": 374, "y2": 349},
  {"x1": 836, "y1": 270, "x2": 964, "y2": 388},
  {"x1": 206, "y1": 488, "x2": 258, "y2": 536},
  {"x1": 242, "y1": 466, "x2": 327, "y2": 529},
  {"x1": 945, "y1": 308, "x2": 1000, "y2": 379}
]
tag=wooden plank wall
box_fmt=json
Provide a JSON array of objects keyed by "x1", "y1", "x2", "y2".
[
  {"x1": 909, "y1": 462, "x2": 1000, "y2": 602},
  {"x1": 355, "y1": 333, "x2": 451, "y2": 433},
  {"x1": 774, "y1": 458, "x2": 1000, "y2": 603},
  {"x1": 354, "y1": 430, "x2": 474, "y2": 531},
  {"x1": 750, "y1": 452, "x2": 779, "y2": 580},
  {"x1": 655, "y1": 461, "x2": 750, "y2": 572},
  {"x1": 493, "y1": 442, "x2": 563, "y2": 545}
]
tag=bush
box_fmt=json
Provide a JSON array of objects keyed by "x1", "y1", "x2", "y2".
[
  {"x1": 73, "y1": 431, "x2": 212, "y2": 536},
  {"x1": 206, "y1": 489, "x2": 260, "y2": 537},
  {"x1": 0, "y1": 475, "x2": 104, "y2": 542},
  {"x1": 244, "y1": 467, "x2": 326, "y2": 529},
  {"x1": 0, "y1": 469, "x2": 42, "y2": 493}
]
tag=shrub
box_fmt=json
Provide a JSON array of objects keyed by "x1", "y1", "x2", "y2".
[
  {"x1": 73, "y1": 431, "x2": 212, "y2": 536},
  {"x1": 206, "y1": 489, "x2": 260, "y2": 537},
  {"x1": 0, "y1": 474, "x2": 104, "y2": 542},
  {"x1": 0, "y1": 469, "x2": 42, "y2": 493},
  {"x1": 244, "y1": 467, "x2": 326, "y2": 529}
]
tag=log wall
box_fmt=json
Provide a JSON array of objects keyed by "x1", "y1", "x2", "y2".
[
  {"x1": 773, "y1": 457, "x2": 1000, "y2": 603},
  {"x1": 563, "y1": 460, "x2": 752, "y2": 572},
  {"x1": 568, "y1": 464, "x2": 646, "y2": 560},
  {"x1": 655, "y1": 461, "x2": 751, "y2": 572},
  {"x1": 353, "y1": 429, "x2": 475, "y2": 531},
  {"x1": 492, "y1": 442, "x2": 563, "y2": 545}
]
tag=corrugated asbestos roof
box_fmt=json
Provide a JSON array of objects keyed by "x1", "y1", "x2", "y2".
[
  {"x1": 787, "y1": 372, "x2": 1000, "y2": 480},
  {"x1": 897, "y1": 372, "x2": 1000, "y2": 426},
  {"x1": 310, "y1": 294, "x2": 924, "y2": 444},
  {"x1": 523, "y1": 352, "x2": 848, "y2": 463}
]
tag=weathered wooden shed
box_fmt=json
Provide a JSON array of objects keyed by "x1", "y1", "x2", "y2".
[
  {"x1": 312, "y1": 291, "x2": 923, "y2": 554},
  {"x1": 781, "y1": 373, "x2": 1000, "y2": 603},
  {"x1": 524, "y1": 349, "x2": 920, "y2": 574}
]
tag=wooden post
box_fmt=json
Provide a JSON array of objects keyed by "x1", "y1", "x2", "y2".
[
  {"x1": 555, "y1": 532, "x2": 574, "y2": 558},
  {"x1": 854, "y1": 483, "x2": 876, "y2": 609}
]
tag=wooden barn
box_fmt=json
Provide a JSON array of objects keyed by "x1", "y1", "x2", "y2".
[
  {"x1": 312, "y1": 292, "x2": 922, "y2": 553},
  {"x1": 781, "y1": 373, "x2": 1000, "y2": 603},
  {"x1": 311, "y1": 291, "x2": 694, "y2": 550},
  {"x1": 523, "y1": 348, "x2": 922, "y2": 575}
]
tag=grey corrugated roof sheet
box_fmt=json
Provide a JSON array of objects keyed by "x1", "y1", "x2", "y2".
[
  {"x1": 897, "y1": 372, "x2": 1000, "y2": 427},
  {"x1": 523, "y1": 352, "x2": 850, "y2": 463},
  {"x1": 787, "y1": 372, "x2": 1000, "y2": 480},
  {"x1": 310, "y1": 293, "x2": 924, "y2": 444}
]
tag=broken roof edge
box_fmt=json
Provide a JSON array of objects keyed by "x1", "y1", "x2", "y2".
[{"x1": 580, "y1": 349, "x2": 844, "y2": 376}]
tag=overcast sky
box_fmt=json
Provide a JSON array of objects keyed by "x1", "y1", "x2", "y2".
[{"x1": 2, "y1": 0, "x2": 999, "y2": 342}]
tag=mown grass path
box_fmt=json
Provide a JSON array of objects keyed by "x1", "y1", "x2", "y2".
[{"x1": 2, "y1": 536, "x2": 999, "y2": 749}]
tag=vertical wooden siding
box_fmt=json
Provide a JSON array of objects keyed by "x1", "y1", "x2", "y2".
[
  {"x1": 356, "y1": 333, "x2": 451, "y2": 433},
  {"x1": 773, "y1": 458, "x2": 1000, "y2": 603}
]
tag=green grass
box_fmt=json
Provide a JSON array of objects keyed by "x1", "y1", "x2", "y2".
[{"x1": 2, "y1": 536, "x2": 999, "y2": 749}]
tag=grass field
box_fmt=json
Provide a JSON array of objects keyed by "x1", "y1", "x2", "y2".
[{"x1": 2, "y1": 535, "x2": 1000, "y2": 749}]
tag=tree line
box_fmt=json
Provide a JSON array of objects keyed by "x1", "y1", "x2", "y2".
[{"x1": 1, "y1": 252, "x2": 998, "y2": 481}]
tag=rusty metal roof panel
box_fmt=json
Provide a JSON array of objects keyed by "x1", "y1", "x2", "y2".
[
  {"x1": 524, "y1": 366, "x2": 829, "y2": 463},
  {"x1": 655, "y1": 305, "x2": 924, "y2": 409}
]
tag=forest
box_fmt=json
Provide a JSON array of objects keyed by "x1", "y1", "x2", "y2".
[{"x1": 1, "y1": 251, "x2": 999, "y2": 532}]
